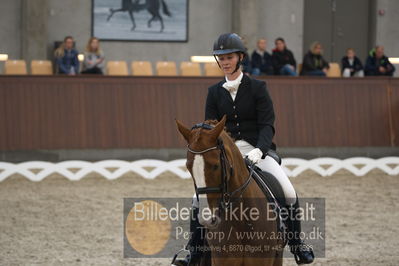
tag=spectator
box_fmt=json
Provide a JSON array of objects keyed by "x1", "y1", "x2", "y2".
[
  {"x1": 241, "y1": 55, "x2": 252, "y2": 75},
  {"x1": 301, "y1": 42, "x2": 329, "y2": 76},
  {"x1": 240, "y1": 36, "x2": 252, "y2": 75},
  {"x1": 341, "y1": 48, "x2": 364, "y2": 77},
  {"x1": 81, "y1": 37, "x2": 105, "y2": 74},
  {"x1": 272, "y1": 37, "x2": 297, "y2": 76},
  {"x1": 54, "y1": 36, "x2": 79, "y2": 75},
  {"x1": 365, "y1": 46, "x2": 395, "y2": 76},
  {"x1": 250, "y1": 38, "x2": 274, "y2": 76}
]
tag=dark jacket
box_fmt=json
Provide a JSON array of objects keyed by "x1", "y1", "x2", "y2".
[
  {"x1": 272, "y1": 48, "x2": 296, "y2": 74},
  {"x1": 205, "y1": 74, "x2": 276, "y2": 155},
  {"x1": 301, "y1": 51, "x2": 329, "y2": 75},
  {"x1": 364, "y1": 52, "x2": 395, "y2": 76},
  {"x1": 56, "y1": 49, "x2": 79, "y2": 74},
  {"x1": 241, "y1": 56, "x2": 252, "y2": 74},
  {"x1": 341, "y1": 56, "x2": 363, "y2": 76},
  {"x1": 251, "y1": 50, "x2": 274, "y2": 75}
]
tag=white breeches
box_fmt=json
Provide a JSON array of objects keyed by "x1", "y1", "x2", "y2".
[
  {"x1": 343, "y1": 68, "x2": 365, "y2": 78},
  {"x1": 235, "y1": 140, "x2": 297, "y2": 205},
  {"x1": 192, "y1": 140, "x2": 297, "y2": 207}
]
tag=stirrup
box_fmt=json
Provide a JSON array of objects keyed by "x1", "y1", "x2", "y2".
[{"x1": 171, "y1": 248, "x2": 190, "y2": 265}]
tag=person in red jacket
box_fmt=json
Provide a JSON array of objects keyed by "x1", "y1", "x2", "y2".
[{"x1": 272, "y1": 37, "x2": 297, "y2": 76}]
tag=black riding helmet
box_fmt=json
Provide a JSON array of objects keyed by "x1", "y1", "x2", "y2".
[{"x1": 213, "y1": 33, "x2": 247, "y2": 74}]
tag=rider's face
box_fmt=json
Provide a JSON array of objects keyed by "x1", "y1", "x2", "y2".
[{"x1": 217, "y1": 53, "x2": 241, "y2": 75}]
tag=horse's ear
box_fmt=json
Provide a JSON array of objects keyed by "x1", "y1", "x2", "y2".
[
  {"x1": 175, "y1": 119, "x2": 191, "y2": 142},
  {"x1": 209, "y1": 115, "x2": 226, "y2": 139}
]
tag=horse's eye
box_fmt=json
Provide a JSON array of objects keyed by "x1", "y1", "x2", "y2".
[{"x1": 212, "y1": 164, "x2": 219, "y2": 171}]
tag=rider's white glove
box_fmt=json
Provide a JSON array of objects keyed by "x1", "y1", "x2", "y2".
[{"x1": 246, "y1": 148, "x2": 263, "y2": 164}]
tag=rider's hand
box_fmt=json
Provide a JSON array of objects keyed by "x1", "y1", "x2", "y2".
[{"x1": 246, "y1": 148, "x2": 263, "y2": 164}]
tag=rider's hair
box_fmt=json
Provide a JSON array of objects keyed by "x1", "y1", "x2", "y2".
[{"x1": 233, "y1": 52, "x2": 244, "y2": 73}]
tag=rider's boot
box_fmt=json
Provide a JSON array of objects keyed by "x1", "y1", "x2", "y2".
[
  {"x1": 172, "y1": 206, "x2": 204, "y2": 266},
  {"x1": 286, "y1": 196, "x2": 315, "y2": 264}
]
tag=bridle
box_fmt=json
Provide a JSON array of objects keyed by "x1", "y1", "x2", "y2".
[{"x1": 187, "y1": 122, "x2": 254, "y2": 209}]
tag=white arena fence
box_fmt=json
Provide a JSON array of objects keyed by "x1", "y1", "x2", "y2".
[{"x1": 0, "y1": 157, "x2": 398, "y2": 182}]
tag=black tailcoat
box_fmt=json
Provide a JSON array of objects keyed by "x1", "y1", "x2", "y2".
[{"x1": 205, "y1": 74, "x2": 276, "y2": 155}]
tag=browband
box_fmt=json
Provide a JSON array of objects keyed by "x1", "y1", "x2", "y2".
[{"x1": 191, "y1": 123, "x2": 214, "y2": 130}]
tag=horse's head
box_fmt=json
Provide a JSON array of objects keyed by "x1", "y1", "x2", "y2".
[{"x1": 176, "y1": 116, "x2": 231, "y2": 229}]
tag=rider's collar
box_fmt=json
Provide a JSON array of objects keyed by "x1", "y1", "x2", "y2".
[{"x1": 223, "y1": 71, "x2": 243, "y2": 92}]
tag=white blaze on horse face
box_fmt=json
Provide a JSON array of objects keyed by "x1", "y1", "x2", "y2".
[
  {"x1": 192, "y1": 155, "x2": 212, "y2": 226},
  {"x1": 193, "y1": 155, "x2": 206, "y2": 188}
]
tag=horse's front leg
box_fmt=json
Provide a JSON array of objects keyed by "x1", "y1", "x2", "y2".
[
  {"x1": 211, "y1": 257, "x2": 243, "y2": 266},
  {"x1": 106, "y1": 8, "x2": 115, "y2": 21},
  {"x1": 128, "y1": 10, "x2": 136, "y2": 31},
  {"x1": 147, "y1": 15, "x2": 155, "y2": 28},
  {"x1": 158, "y1": 15, "x2": 164, "y2": 32},
  {"x1": 243, "y1": 257, "x2": 277, "y2": 266},
  {"x1": 107, "y1": 8, "x2": 125, "y2": 21}
]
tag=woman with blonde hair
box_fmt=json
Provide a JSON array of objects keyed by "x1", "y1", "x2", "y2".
[
  {"x1": 54, "y1": 36, "x2": 79, "y2": 75},
  {"x1": 300, "y1": 41, "x2": 329, "y2": 76},
  {"x1": 81, "y1": 37, "x2": 105, "y2": 74}
]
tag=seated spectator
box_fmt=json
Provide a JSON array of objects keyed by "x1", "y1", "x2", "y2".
[
  {"x1": 341, "y1": 48, "x2": 364, "y2": 77},
  {"x1": 81, "y1": 37, "x2": 105, "y2": 74},
  {"x1": 240, "y1": 36, "x2": 252, "y2": 75},
  {"x1": 301, "y1": 42, "x2": 329, "y2": 76},
  {"x1": 251, "y1": 38, "x2": 273, "y2": 76},
  {"x1": 241, "y1": 55, "x2": 252, "y2": 75},
  {"x1": 365, "y1": 45, "x2": 395, "y2": 76},
  {"x1": 272, "y1": 37, "x2": 297, "y2": 76},
  {"x1": 54, "y1": 36, "x2": 79, "y2": 75}
]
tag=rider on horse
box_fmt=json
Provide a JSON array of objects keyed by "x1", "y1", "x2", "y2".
[{"x1": 173, "y1": 33, "x2": 314, "y2": 265}]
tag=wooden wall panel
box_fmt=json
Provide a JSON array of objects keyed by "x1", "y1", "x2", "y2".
[
  {"x1": 0, "y1": 76, "x2": 396, "y2": 150},
  {"x1": 389, "y1": 79, "x2": 399, "y2": 146},
  {"x1": 269, "y1": 78, "x2": 391, "y2": 146}
]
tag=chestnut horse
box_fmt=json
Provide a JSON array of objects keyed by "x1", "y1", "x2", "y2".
[{"x1": 176, "y1": 116, "x2": 284, "y2": 266}]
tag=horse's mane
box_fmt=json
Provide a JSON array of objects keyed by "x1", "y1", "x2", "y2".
[
  {"x1": 203, "y1": 119, "x2": 246, "y2": 173},
  {"x1": 204, "y1": 119, "x2": 235, "y2": 144},
  {"x1": 204, "y1": 119, "x2": 219, "y2": 126}
]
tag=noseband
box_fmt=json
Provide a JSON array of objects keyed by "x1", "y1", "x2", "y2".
[{"x1": 187, "y1": 122, "x2": 254, "y2": 209}]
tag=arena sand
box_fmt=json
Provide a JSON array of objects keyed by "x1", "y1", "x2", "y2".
[{"x1": 0, "y1": 169, "x2": 398, "y2": 266}]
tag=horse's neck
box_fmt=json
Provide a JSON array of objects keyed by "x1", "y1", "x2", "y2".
[
  {"x1": 229, "y1": 156, "x2": 263, "y2": 200},
  {"x1": 224, "y1": 138, "x2": 256, "y2": 197}
]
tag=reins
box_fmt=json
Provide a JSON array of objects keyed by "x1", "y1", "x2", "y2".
[{"x1": 187, "y1": 122, "x2": 254, "y2": 210}]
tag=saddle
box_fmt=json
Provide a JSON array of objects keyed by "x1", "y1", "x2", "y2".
[
  {"x1": 249, "y1": 166, "x2": 286, "y2": 207},
  {"x1": 245, "y1": 151, "x2": 287, "y2": 234}
]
